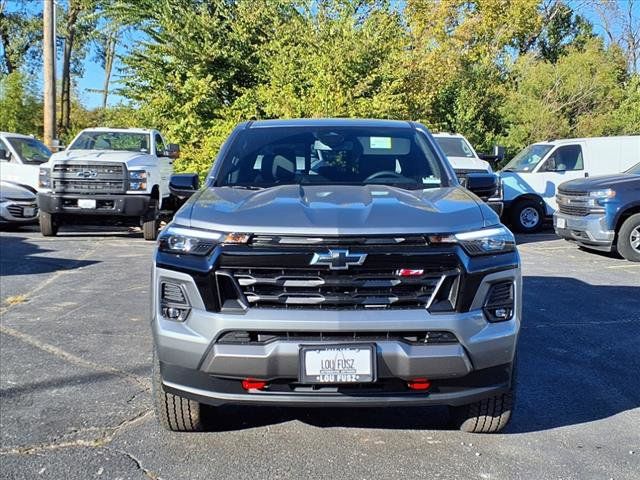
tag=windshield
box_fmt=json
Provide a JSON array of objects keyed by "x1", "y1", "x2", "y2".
[
  {"x1": 6, "y1": 137, "x2": 51, "y2": 164},
  {"x1": 215, "y1": 127, "x2": 445, "y2": 189},
  {"x1": 502, "y1": 144, "x2": 553, "y2": 172},
  {"x1": 434, "y1": 136, "x2": 475, "y2": 158},
  {"x1": 624, "y1": 162, "x2": 640, "y2": 175},
  {"x1": 69, "y1": 132, "x2": 150, "y2": 152}
]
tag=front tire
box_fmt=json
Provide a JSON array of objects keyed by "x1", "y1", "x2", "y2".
[
  {"x1": 39, "y1": 212, "x2": 59, "y2": 236},
  {"x1": 616, "y1": 214, "x2": 640, "y2": 262},
  {"x1": 450, "y1": 390, "x2": 514, "y2": 433},
  {"x1": 152, "y1": 350, "x2": 205, "y2": 432},
  {"x1": 142, "y1": 199, "x2": 159, "y2": 241},
  {"x1": 510, "y1": 199, "x2": 544, "y2": 233}
]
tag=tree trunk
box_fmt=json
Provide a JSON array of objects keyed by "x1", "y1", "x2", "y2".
[
  {"x1": 101, "y1": 31, "x2": 117, "y2": 110},
  {"x1": 60, "y1": 6, "x2": 78, "y2": 134}
]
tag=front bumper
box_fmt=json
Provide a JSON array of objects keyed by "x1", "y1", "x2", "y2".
[
  {"x1": 37, "y1": 192, "x2": 151, "y2": 217},
  {"x1": 152, "y1": 265, "x2": 521, "y2": 407},
  {"x1": 554, "y1": 211, "x2": 615, "y2": 251},
  {"x1": 0, "y1": 200, "x2": 38, "y2": 224}
]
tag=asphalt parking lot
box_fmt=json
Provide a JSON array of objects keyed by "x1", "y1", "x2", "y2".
[{"x1": 1, "y1": 226, "x2": 639, "y2": 480}]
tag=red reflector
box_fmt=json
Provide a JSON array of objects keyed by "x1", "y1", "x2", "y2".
[
  {"x1": 407, "y1": 378, "x2": 431, "y2": 391},
  {"x1": 242, "y1": 379, "x2": 267, "y2": 391},
  {"x1": 397, "y1": 269, "x2": 424, "y2": 277}
]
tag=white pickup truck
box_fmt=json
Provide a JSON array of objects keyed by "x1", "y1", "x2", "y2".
[{"x1": 37, "y1": 128, "x2": 179, "y2": 240}]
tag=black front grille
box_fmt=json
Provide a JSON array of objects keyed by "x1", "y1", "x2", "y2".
[
  {"x1": 52, "y1": 161, "x2": 127, "y2": 194},
  {"x1": 558, "y1": 204, "x2": 589, "y2": 216},
  {"x1": 558, "y1": 188, "x2": 588, "y2": 197},
  {"x1": 218, "y1": 266, "x2": 458, "y2": 310},
  {"x1": 216, "y1": 330, "x2": 459, "y2": 345}
]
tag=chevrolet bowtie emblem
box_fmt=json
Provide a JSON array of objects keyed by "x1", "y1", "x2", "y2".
[
  {"x1": 76, "y1": 169, "x2": 98, "y2": 179},
  {"x1": 309, "y1": 249, "x2": 367, "y2": 270}
]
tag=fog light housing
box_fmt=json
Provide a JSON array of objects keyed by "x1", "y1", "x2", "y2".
[
  {"x1": 160, "y1": 281, "x2": 191, "y2": 322},
  {"x1": 483, "y1": 281, "x2": 514, "y2": 322}
]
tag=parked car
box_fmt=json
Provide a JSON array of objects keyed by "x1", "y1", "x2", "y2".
[
  {"x1": 37, "y1": 128, "x2": 179, "y2": 240},
  {"x1": 501, "y1": 136, "x2": 640, "y2": 232},
  {"x1": 152, "y1": 119, "x2": 520, "y2": 434},
  {"x1": 0, "y1": 132, "x2": 52, "y2": 190},
  {"x1": 433, "y1": 132, "x2": 504, "y2": 215},
  {"x1": 554, "y1": 162, "x2": 640, "y2": 262},
  {"x1": 0, "y1": 181, "x2": 38, "y2": 226}
]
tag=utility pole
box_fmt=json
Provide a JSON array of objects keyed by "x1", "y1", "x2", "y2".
[{"x1": 43, "y1": 0, "x2": 56, "y2": 148}]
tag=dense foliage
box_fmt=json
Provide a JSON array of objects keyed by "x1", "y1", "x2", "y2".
[{"x1": 1, "y1": 0, "x2": 638, "y2": 174}]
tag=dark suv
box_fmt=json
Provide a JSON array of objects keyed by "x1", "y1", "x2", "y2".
[
  {"x1": 554, "y1": 162, "x2": 640, "y2": 261},
  {"x1": 152, "y1": 119, "x2": 521, "y2": 433}
]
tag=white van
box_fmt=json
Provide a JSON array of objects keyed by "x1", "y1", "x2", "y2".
[
  {"x1": 0, "y1": 132, "x2": 52, "y2": 190},
  {"x1": 501, "y1": 136, "x2": 640, "y2": 232}
]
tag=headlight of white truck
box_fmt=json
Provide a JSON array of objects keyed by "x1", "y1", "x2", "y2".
[
  {"x1": 129, "y1": 170, "x2": 148, "y2": 191},
  {"x1": 430, "y1": 226, "x2": 516, "y2": 256},
  {"x1": 38, "y1": 167, "x2": 51, "y2": 189}
]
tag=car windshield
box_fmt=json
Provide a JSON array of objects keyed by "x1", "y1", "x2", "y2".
[
  {"x1": 625, "y1": 162, "x2": 640, "y2": 175},
  {"x1": 69, "y1": 132, "x2": 150, "y2": 152},
  {"x1": 215, "y1": 126, "x2": 445, "y2": 190},
  {"x1": 502, "y1": 144, "x2": 553, "y2": 172},
  {"x1": 435, "y1": 136, "x2": 475, "y2": 158},
  {"x1": 6, "y1": 137, "x2": 51, "y2": 164}
]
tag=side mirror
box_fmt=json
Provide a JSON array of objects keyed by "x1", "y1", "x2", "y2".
[
  {"x1": 465, "y1": 173, "x2": 499, "y2": 199},
  {"x1": 0, "y1": 149, "x2": 9, "y2": 161},
  {"x1": 169, "y1": 173, "x2": 199, "y2": 199},
  {"x1": 478, "y1": 153, "x2": 499, "y2": 162},
  {"x1": 166, "y1": 143, "x2": 180, "y2": 159}
]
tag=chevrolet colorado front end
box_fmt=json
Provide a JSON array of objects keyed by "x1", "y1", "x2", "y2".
[{"x1": 152, "y1": 119, "x2": 521, "y2": 433}]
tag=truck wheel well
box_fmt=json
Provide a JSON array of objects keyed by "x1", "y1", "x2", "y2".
[
  {"x1": 512, "y1": 194, "x2": 544, "y2": 207},
  {"x1": 615, "y1": 206, "x2": 640, "y2": 235},
  {"x1": 150, "y1": 185, "x2": 160, "y2": 200}
]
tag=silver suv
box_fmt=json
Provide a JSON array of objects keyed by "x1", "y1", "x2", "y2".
[{"x1": 152, "y1": 119, "x2": 521, "y2": 433}]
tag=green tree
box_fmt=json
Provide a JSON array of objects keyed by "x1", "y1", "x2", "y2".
[
  {"x1": 500, "y1": 39, "x2": 629, "y2": 154},
  {"x1": 0, "y1": 1, "x2": 43, "y2": 74},
  {"x1": 0, "y1": 71, "x2": 42, "y2": 134}
]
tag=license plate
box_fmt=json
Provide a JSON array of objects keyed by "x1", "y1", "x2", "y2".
[
  {"x1": 299, "y1": 344, "x2": 375, "y2": 384},
  {"x1": 23, "y1": 207, "x2": 35, "y2": 217},
  {"x1": 556, "y1": 217, "x2": 566, "y2": 229},
  {"x1": 78, "y1": 199, "x2": 96, "y2": 209}
]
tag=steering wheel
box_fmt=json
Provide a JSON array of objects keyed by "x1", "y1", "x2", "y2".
[{"x1": 364, "y1": 171, "x2": 406, "y2": 182}]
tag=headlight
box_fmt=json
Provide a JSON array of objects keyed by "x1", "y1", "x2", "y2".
[
  {"x1": 129, "y1": 170, "x2": 148, "y2": 191},
  {"x1": 158, "y1": 226, "x2": 251, "y2": 256},
  {"x1": 429, "y1": 226, "x2": 516, "y2": 256},
  {"x1": 39, "y1": 167, "x2": 51, "y2": 188},
  {"x1": 589, "y1": 189, "x2": 615, "y2": 199}
]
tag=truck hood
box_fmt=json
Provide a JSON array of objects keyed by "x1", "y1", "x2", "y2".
[
  {"x1": 49, "y1": 150, "x2": 154, "y2": 167},
  {"x1": 559, "y1": 173, "x2": 640, "y2": 192},
  {"x1": 180, "y1": 184, "x2": 492, "y2": 235},
  {"x1": 447, "y1": 156, "x2": 490, "y2": 172}
]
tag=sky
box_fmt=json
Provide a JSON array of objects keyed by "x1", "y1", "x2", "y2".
[{"x1": 5, "y1": 0, "x2": 640, "y2": 110}]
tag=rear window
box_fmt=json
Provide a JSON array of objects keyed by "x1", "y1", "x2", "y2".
[{"x1": 216, "y1": 126, "x2": 445, "y2": 190}]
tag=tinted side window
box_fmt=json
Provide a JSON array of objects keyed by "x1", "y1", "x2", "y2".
[
  {"x1": 551, "y1": 145, "x2": 583, "y2": 171},
  {"x1": 0, "y1": 139, "x2": 8, "y2": 161},
  {"x1": 155, "y1": 134, "x2": 166, "y2": 156}
]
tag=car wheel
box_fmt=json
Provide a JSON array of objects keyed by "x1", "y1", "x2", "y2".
[
  {"x1": 39, "y1": 212, "x2": 59, "y2": 236},
  {"x1": 142, "y1": 200, "x2": 159, "y2": 241},
  {"x1": 510, "y1": 199, "x2": 544, "y2": 233},
  {"x1": 152, "y1": 349, "x2": 206, "y2": 432},
  {"x1": 616, "y1": 213, "x2": 640, "y2": 262},
  {"x1": 449, "y1": 389, "x2": 514, "y2": 433}
]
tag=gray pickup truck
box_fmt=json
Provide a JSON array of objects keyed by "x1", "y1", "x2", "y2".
[{"x1": 152, "y1": 119, "x2": 521, "y2": 433}]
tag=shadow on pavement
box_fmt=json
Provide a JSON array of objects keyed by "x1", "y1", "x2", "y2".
[{"x1": 0, "y1": 235, "x2": 99, "y2": 276}]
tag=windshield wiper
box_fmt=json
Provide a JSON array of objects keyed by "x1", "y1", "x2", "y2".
[{"x1": 226, "y1": 185, "x2": 265, "y2": 190}]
